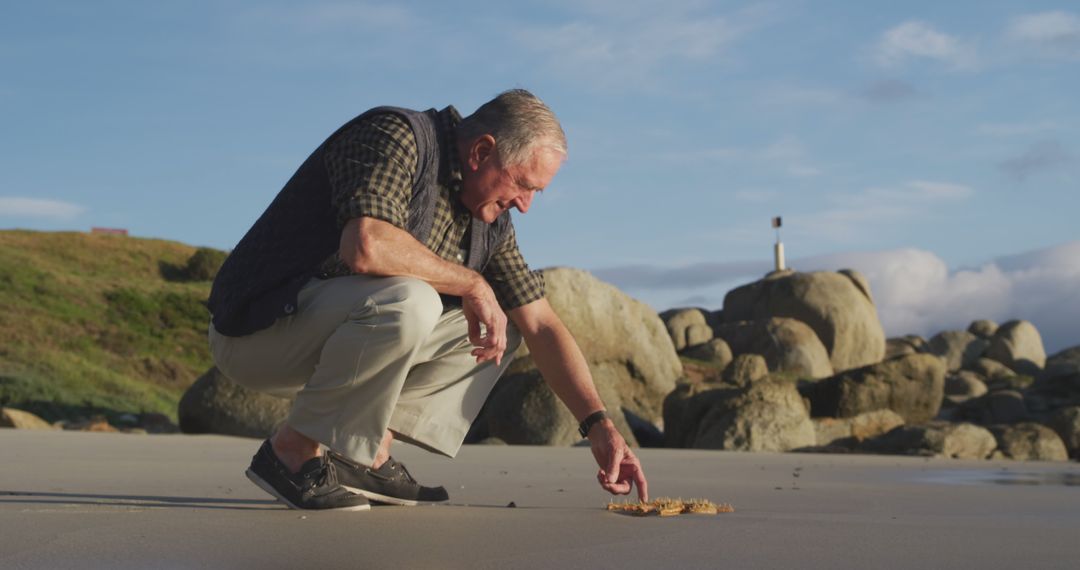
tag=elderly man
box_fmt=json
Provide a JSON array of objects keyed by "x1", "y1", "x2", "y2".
[{"x1": 208, "y1": 89, "x2": 647, "y2": 511}]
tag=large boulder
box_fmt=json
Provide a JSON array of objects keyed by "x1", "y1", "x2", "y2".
[
  {"x1": 861, "y1": 422, "x2": 997, "y2": 459},
  {"x1": 178, "y1": 367, "x2": 290, "y2": 438},
  {"x1": 885, "y1": 336, "x2": 927, "y2": 359},
  {"x1": 955, "y1": 390, "x2": 1030, "y2": 425},
  {"x1": 1043, "y1": 345, "x2": 1080, "y2": 380},
  {"x1": 1045, "y1": 406, "x2": 1080, "y2": 459},
  {"x1": 967, "y1": 319, "x2": 998, "y2": 339},
  {"x1": 965, "y1": 357, "x2": 1020, "y2": 383},
  {"x1": 990, "y1": 423, "x2": 1069, "y2": 461},
  {"x1": 985, "y1": 320, "x2": 1046, "y2": 376},
  {"x1": 660, "y1": 308, "x2": 713, "y2": 351},
  {"x1": 722, "y1": 270, "x2": 885, "y2": 373},
  {"x1": 506, "y1": 268, "x2": 681, "y2": 425},
  {"x1": 682, "y1": 338, "x2": 734, "y2": 369},
  {"x1": 484, "y1": 369, "x2": 637, "y2": 446},
  {"x1": 813, "y1": 409, "x2": 905, "y2": 448},
  {"x1": 944, "y1": 371, "x2": 989, "y2": 404},
  {"x1": 713, "y1": 318, "x2": 833, "y2": 379},
  {"x1": 722, "y1": 353, "x2": 769, "y2": 386},
  {"x1": 662, "y1": 381, "x2": 727, "y2": 448},
  {"x1": 803, "y1": 353, "x2": 945, "y2": 423},
  {"x1": 685, "y1": 379, "x2": 814, "y2": 452},
  {"x1": 927, "y1": 330, "x2": 988, "y2": 371},
  {"x1": 1027, "y1": 346, "x2": 1080, "y2": 413}
]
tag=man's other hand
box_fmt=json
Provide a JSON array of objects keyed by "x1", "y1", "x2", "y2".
[
  {"x1": 589, "y1": 420, "x2": 649, "y2": 502},
  {"x1": 461, "y1": 279, "x2": 507, "y2": 364}
]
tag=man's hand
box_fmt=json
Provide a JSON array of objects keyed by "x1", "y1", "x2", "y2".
[
  {"x1": 589, "y1": 419, "x2": 649, "y2": 502},
  {"x1": 341, "y1": 217, "x2": 508, "y2": 365},
  {"x1": 461, "y1": 278, "x2": 507, "y2": 365}
]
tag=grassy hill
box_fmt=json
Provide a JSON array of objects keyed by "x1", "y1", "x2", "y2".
[{"x1": 0, "y1": 230, "x2": 222, "y2": 424}]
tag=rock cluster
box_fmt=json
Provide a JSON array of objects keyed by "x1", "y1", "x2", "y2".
[
  {"x1": 84, "y1": 265, "x2": 1072, "y2": 464},
  {"x1": 660, "y1": 268, "x2": 1077, "y2": 460},
  {"x1": 1, "y1": 406, "x2": 177, "y2": 434}
]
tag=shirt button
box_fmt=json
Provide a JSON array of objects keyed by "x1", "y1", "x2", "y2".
[
  {"x1": 456, "y1": 253, "x2": 464, "y2": 262},
  {"x1": 283, "y1": 303, "x2": 295, "y2": 314}
]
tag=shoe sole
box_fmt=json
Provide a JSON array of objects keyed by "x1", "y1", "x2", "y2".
[
  {"x1": 245, "y1": 469, "x2": 371, "y2": 511},
  {"x1": 340, "y1": 485, "x2": 448, "y2": 506}
]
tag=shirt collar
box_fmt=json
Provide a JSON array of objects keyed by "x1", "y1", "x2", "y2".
[{"x1": 436, "y1": 105, "x2": 464, "y2": 193}]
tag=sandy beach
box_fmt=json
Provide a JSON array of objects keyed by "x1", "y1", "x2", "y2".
[{"x1": 2, "y1": 429, "x2": 1078, "y2": 569}]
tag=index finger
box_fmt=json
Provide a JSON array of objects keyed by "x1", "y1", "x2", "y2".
[
  {"x1": 605, "y1": 445, "x2": 625, "y2": 484},
  {"x1": 471, "y1": 344, "x2": 503, "y2": 364},
  {"x1": 631, "y1": 461, "x2": 649, "y2": 502},
  {"x1": 466, "y1": 313, "x2": 484, "y2": 346},
  {"x1": 482, "y1": 317, "x2": 507, "y2": 366}
]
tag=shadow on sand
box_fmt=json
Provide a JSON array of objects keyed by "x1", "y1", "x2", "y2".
[
  {"x1": 0, "y1": 490, "x2": 555, "y2": 512},
  {"x1": 0, "y1": 490, "x2": 279, "y2": 511}
]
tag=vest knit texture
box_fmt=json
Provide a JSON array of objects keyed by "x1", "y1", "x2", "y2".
[{"x1": 208, "y1": 106, "x2": 511, "y2": 337}]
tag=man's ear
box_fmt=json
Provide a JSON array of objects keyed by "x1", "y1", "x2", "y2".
[{"x1": 468, "y1": 135, "x2": 497, "y2": 170}]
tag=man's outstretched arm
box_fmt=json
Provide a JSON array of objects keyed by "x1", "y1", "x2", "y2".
[{"x1": 509, "y1": 298, "x2": 649, "y2": 501}]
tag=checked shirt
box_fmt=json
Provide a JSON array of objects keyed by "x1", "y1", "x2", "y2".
[{"x1": 318, "y1": 107, "x2": 544, "y2": 310}]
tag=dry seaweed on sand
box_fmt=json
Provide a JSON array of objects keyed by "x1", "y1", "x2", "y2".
[{"x1": 605, "y1": 497, "x2": 735, "y2": 516}]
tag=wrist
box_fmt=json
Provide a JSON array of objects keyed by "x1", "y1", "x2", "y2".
[
  {"x1": 463, "y1": 271, "x2": 489, "y2": 299},
  {"x1": 578, "y1": 410, "x2": 610, "y2": 439}
]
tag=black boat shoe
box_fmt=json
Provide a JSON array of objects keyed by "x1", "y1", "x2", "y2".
[
  {"x1": 245, "y1": 440, "x2": 370, "y2": 511},
  {"x1": 327, "y1": 451, "x2": 449, "y2": 506}
]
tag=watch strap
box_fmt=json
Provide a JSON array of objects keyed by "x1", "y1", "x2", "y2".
[{"x1": 578, "y1": 410, "x2": 608, "y2": 439}]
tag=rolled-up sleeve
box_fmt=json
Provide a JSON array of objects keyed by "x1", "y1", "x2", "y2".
[
  {"x1": 483, "y1": 224, "x2": 545, "y2": 310},
  {"x1": 323, "y1": 113, "x2": 417, "y2": 230}
]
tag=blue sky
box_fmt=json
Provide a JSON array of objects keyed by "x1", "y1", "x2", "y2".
[{"x1": 2, "y1": 1, "x2": 1078, "y2": 350}]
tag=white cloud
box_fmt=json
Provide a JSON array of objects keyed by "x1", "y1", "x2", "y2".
[
  {"x1": 0, "y1": 197, "x2": 85, "y2": 220},
  {"x1": 888, "y1": 180, "x2": 974, "y2": 200},
  {"x1": 663, "y1": 135, "x2": 822, "y2": 178},
  {"x1": 761, "y1": 86, "x2": 846, "y2": 107},
  {"x1": 801, "y1": 242, "x2": 1080, "y2": 353},
  {"x1": 515, "y1": 3, "x2": 770, "y2": 87},
  {"x1": 859, "y1": 79, "x2": 919, "y2": 103},
  {"x1": 594, "y1": 258, "x2": 771, "y2": 291},
  {"x1": 247, "y1": 2, "x2": 416, "y2": 33},
  {"x1": 799, "y1": 180, "x2": 974, "y2": 241},
  {"x1": 518, "y1": 15, "x2": 736, "y2": 86},
  {"x1": 762, "y1": 135, "x2": 822, "y2": 177},
  {"x1": 734, "y1": 188, "x2": 781, "y2": 203},
  {"x1": 595, "y1": 241, "x2": 1080, "y2": 354},
  {"x1": 1008, "y1": 11, "x2": 1080, "y2": 44},
  {"x1": 874, "y1": 21, "x2": 978, "y2": 70},
  {"x1": 977, "y1": 121, "x2": 1061, "y2": 137}
]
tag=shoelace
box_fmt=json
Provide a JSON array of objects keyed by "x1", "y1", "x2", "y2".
[
  {"x1": 329, "y1": 451, "x2": 421, "y2": 486},
  {"x1": 384, "y1": 458, "x2": 418, "y2": 484},
  {"x1": 302, "y1": 458, "x2": 338, "y2": 491}
]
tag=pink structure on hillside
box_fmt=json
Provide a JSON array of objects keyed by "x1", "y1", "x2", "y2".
[{"x1": 90, "y1": 227, "x2": 128, "y2": 236}]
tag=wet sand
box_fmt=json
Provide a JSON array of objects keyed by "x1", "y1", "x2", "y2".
[{"x1": 2, "y1": 429, "x2": 1079, "y2": 569}]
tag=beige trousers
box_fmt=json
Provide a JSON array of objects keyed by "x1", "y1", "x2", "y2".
[{"x1": 208, "y1": 275, "x2": 519, "y2": 466}]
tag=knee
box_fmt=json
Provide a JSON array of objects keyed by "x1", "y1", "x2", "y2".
[{"x1": 372, "y1": 277, "x2": 443, "y2": 339}]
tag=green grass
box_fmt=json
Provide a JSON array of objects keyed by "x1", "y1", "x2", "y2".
[{"x1": 0, "y1": 230, "x2": 220, "y2": 423}]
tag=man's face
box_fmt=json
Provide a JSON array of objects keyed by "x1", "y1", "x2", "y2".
[{"x1": 460, "y1": 138, "x2": 563, "y2": 224}]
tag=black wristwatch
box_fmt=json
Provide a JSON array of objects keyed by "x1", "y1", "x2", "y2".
[{"x1": 578, "y1": 410, "x2": 608, "y2": 439}]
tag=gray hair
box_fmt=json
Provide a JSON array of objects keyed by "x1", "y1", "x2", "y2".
[{"x1": 457, "y1": 89, "x2": 567, "y2": 167}]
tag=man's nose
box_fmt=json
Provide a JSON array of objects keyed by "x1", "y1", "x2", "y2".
[{"x1": 513, "y1": 191, "x2": 534, "y2": 213}]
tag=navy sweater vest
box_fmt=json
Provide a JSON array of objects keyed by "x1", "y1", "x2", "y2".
[{"x1": 208, "y1": 106, "x2": 510, "y2": 337}]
